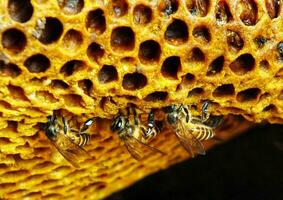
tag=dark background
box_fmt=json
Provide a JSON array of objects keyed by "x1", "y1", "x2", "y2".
[{"x1": 108, "y1": 124, "x2": 283, "y2": 200}]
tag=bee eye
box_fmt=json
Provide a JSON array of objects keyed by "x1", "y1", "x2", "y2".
[
  {"x1": 167, "y1": 113, "x2": 177, "y2": 125},
  {"x1": 111, "y1": 116, "x2": 124, "y2": 132}
]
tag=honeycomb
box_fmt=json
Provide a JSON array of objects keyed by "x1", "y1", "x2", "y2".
[{"x1": 0, "y1": 0, "x2": 281, "y2": 199}]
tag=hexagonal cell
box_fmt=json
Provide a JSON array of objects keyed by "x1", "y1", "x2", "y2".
[
  {"x1": 133, "y1": 4, "x2": 152, "y2": 25},
  {"x1": 187, "y1": 0, "x2": 210, "y2": 17},
  {"x1": 192, "y1": 26, "x2": 211, "y2": 43},
  {"x1": 144, "y1": 91, "x2": 168, "y2": 102},
  {"x1": 98, "y1": 65, "x2": 118, "y2": 83},
  {"x1": 206, "y1": 56, "x2": 224, "y2": 76},
  {"x1": 262, "y1": 104, "x2": 278, "y2": 112},
  {"x1": 0, "y1": 61, "x2": 21, "y2": 77},
  {"x1": 60, "y1": 60, "x2": 85, "y2": 76},
  {"x1": 213, "y1": 84, "x2": 235, "y2": 97},
  {"x1": 181, "y1": 73, "x2": 195, "y2": 85},
  {"x1": 122, "y1": 72, "x2": 147, "y2": 90},
  {"x1": 165, "y1": 19, "x2": 188, "y2": 45},
  {"x1": 159, "y1": 0, "x2": 179, "y2": 16},
  {"x1": 86, "y1": 9, "x2": 106, "y2": 35},
  {"x1": 86, "y1": 42, "x2": 104, "y2": 63},
  {"x1": 24, "y1": 54, "x2": 50, "y2": 73},
  {"x1": 229, "y1": 54, "x2": 255, "y2": 75},
  {"x1": 187, "y1": 47, "x2": 205, "y2": 62},
  {"x1": 1, "y1": 28, "x2": 27, "y2": 54},
  {"x1": 215, "y1": 0, "x2": 233, "y2": 24},
  {"x1": 8, "y1": 84, "x2": 29, "y2": 101},
  {"x1": 259, "y1": 60, "x2": 270, "y2": 72},
  {"x1": 34, "y1": 17, "x2": 63, "y2": 44},
  {"x1": 138, "y1": 40, "x2": 161, "y2": 64},
  {"x1": 57, "y1": 0, "x2": 84, "y2": 15},
  {"x1": 161, "y1": 56, "x2": 181, "y2": 79},
  {"x1": 50, "y1": 80, "x2": 69, "y2": 89},
  {"x1": 237, "y1": 0, "x2": 258, "y2": 26},
  {"x1": 78, "y1": 79, "x2": 93, "y2": 96},
  {"x1": 236, "y1": 88, "x2": 261, "y2": 102},
  {"x1": 265, "y1": 0, "x2": 280, "y2": 19},
  {"x1": 62, "y1": 29, "x2": 83, "y2": 52},
  {"x1": 63, "y1": 94, "x2": 85, "y2": 107},
  {"x1": 227, "y1": 30, "x2": 244, "y2": 51},
  {"x1": 188, "y1": 87, "x2": 204, "y2": 97},
  {"x1": 112, "y1": 0, "x2": 128, "y2": 17},
  {"x1": 8, "y1": 0, "x2": 33, "y2": 23},
  {"x1": 111, "y1": 27, "x2": 135, "y2": 51}
]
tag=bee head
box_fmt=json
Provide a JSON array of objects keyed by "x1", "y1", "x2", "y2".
[
  {"x1": 45, "y1": 115, "x2": 58, "y2": 140},
  {"x1": 111, "y1": 115, "x2": 125, "y2": 133},
  {"x1": 163, "y1": 105, "x2": 177, "y2": 113},
  {"x1": 165, "y1": 105, "x2": 179, "y2": 125}
]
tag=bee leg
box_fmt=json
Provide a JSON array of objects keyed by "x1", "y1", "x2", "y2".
[
  {"x1": 145, "y1": 110, "x2": 155, "y2": 138},
  {"x1": 201, "y1": 100, "x2": 210, "y2": 122}
]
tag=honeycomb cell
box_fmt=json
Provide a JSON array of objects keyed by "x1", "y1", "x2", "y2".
[
  {"x1": 144, "y1": 91, "x2": 168, "y2": 102},
  {"x1": 62, "y1": 29, "x2": 83, "y2": 52},
  {"x1": 265, "y1": 0, "x2": 280, "y2": 19},
  {"x1": 188, "y1": 87, "x2": 204, "y2": 97},
  {"x1": 112, "y1": 0, "x2": 128, "y2": 17},
  {"x1": 78, "y1": 79, "x2": 93, "y2": 96},
  {"x1": 229, "y1": 54, "x2": 255, "y2": 75},
  {"x1": 122, "y1": 73, "x2": 147, "y2": 90},
  {"x1": 187, "y1": 47, "x2": 205, "y2": 62},
  {"x1": 138, "y1": 40, "x2": 161, "y2": 64},
  {"x1": 278, "y1": 90, "x2": 283, "y2": 100},
  {"x1": 8, "y1": 0, "x2": 33, "y2": 23},
  {"x1": 57, "y1": 0, "x2": 84, "y2": 15},
  {"x1": 161, "y1": 56, "x2": 181, "y2": 79},
  {"x1": 215, "y1": 0, "x2": 233, "y2": 24},
  {"x1": 24, "y1": 54, "x2": 50, "y2": 73},
  {"x1": 181, "y1": 73, "x2": 195, "y2": 85},
  {"x1": 86, "y1": 9, "x2": 106, "y2": 35},
  {"x1": 133, "y1": 4, "x2": 152, "y2": 25},
  {"x1": 237, "y1": 0, "x2": 258, "y2": 26},
  {"x1": 0, "y1": 61, "x2": 21, "y2": 77},
  {"x1": 36, "y1": 91, "x2": 58, "y2": 103},
  {"x1": 8, "y1": 84, "x2": 29, "y2": 101},
  {"x1": 60, "y1": 60, "x2": 85, "y2": 76},
  {"x1": 236, "y1": 88, "x2": 261, "y2": 102},
  {"x1": 50, "y1": 80, "x2": 69, "y2": 89},
  {"x1": 259, "y1": 60, "x2": 270, "y2": 72},
  {"x1": 165, "y1": 19, "x2": 188, "y2": 45},
  {"x1": 120, "y1": 57, "x2": 136, "y2": 65},
  {"x1": 213, "y1": 84, "x2": 235, "y2": 97},
  {"x1": 227, "y1": 30, "x2": 244, "y2": 51},
  {"x1": 192, "y1": 26, "x2": 211, "y2": 43},
  {"x1": 187, "y1": 0, "x2": 210, "y2": 17},
  {"x1": 98, "y1": 65, "x2": 118, "y2": 83},
  {"x1": 63, "y1": 94, "x2": 84, "y2": 107},
  {"x1": 87, "y1": 42, "x2": 105, "y2": 63},
  {"x1": 159, "y1": 0, "x2": 179, "y2": 16},
  {"x1": 111, "y1": 27, "x2": 135, "y2": 51},
  {"x1": 262, "y1": 104, "x2": 277, "y2": 112},
  {"x1": 1, "y1": 29, "x2": 27, "y2": 54},
  {"x1": 35, "y1": 17, "x2": 63, "y2": 44},
  {"x1": 206, "y1": 56, "x2": 224, "y2": 76}
]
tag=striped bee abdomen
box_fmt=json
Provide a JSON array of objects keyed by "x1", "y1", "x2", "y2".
[
  {"x1": 191, "y1": 124, "x2": 215, "y2": 141},
  {"x1": 69, "y1": 133, "x2": 91, "y2": 147}
]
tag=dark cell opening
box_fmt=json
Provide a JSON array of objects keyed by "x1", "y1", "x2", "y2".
[
  {"x1": 57, "y1": 0, "x2": 84, "y2": 15},
  {"x1": 216, "y1": 0, "x2": 233, "y2": 24},
  {"x1": 60, "y1": 60, "x2": 85, "y2": 76},
  {"x1": 2, "y1": 28, "x2": 27, "y2": 54},
  {"x1": 133, "y1": 4, "x2": 152, "y2": 25},
  {"x1": 188, "y1": 87, "x2": 204, "y2": 97},
  {"x1": 238, "y1": 0, "x2": 258, "y2": 26},
  {"x1": 86, "y1": 9, "x2": 106, "y2": 35},
  {"x1": 8, "y1": 84, "x2": 29, "y2": 101},
  {"x1": 36, "y1": 17, "x2": 63, "y2": 44},
  {"x1": 62, "y1": 29, "x2": 83, "y2": 51},
  {"x1": 206, "y1": 56, "x2": 224, "y2": 76},
  {"x1": 227, "y1": 30, "x2": 244, "y2": 51},
  {"x1": 259, "y1": 60, "x2": 270, "y2": 72},
  {"x1": 98, "y1": 65, "x2": 118, "y2": 83},
  {"x1": 87, "y1": 42, "x2": 104, "y2": 63},
  {"x1": 122, "y1": 72, "x2": 147, "y2": 90},
  {"x1": 111, "y1": 27, "x2": 135, "y2": 51},
  {"x1": 159, "y1": 0, "x2": 179, "y2": 16},
  {"x1": 78, "y1": 79, "x2": 93, "y2": 96},
  {"x1": 263, "y1": 104, "x2": 277, "y2": 112},
  {"x1": 181, "y1": 73, "x2": 195, "y2": 85},
  {"x1": 138, "y1": 40, "x2": 161, "y2": 64},
  {"x1": 265, "y1": 0, "x2": 280, "y2": 19},
  {"x1": 50, "y1": 79, "x2": 69, "y2": 89},
  {"x1": 229, "y1": 54, "x2": 255, "y2": 75},
  {"x1": 236, "y1": 88, "x2": 261, "y2": 102},
  {"x1": 192, "y1": 26, "x2": 211, "y2": 43},
  {"x1": 188, "y1": 47, "x2": 205, "y2": 62},
  {"x1": 112, "y1": 0, "x2": 128, "y2": 17},
  {"x1": 213, "y1": 84, "x2": 235, "y2": 97},
  {"x1": 8, "y1": 0, "x2": 33, "y2": 23},
  {"x1": 165, "y1": 19, "x2": 188, "y2": 45},
  {"x1": 24, "y1": 54, "x2": 50, "y2": 73},
  {"x1": 161, "y1": 56, "x2": 181, "y2": 79},
  {"x1": 144, "y1": 91, "x2": 168, "y2": 102},
  {"x1": 0, "y1": 61, "x2": 21, "y2": 77},
  {"x1": 187, "y1": 0, "x2": 209, "y2": 17}
]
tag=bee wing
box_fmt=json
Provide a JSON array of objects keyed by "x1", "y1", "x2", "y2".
[
  {"x1": 123, "y1": 134, "x2": 165, "y2": 160},
  {"x1": 51, "y1": 131, "x2": 91, "y2": 168},
  {"x1": 175, "y1": 120, "x2": 206, "y2": 157}
]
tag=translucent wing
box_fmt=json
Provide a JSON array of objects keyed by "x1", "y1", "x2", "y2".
[
  {"x1": 123, "y1": 134, "x2": 165, "y2": 160},
  {"x1": 50, "y1": 131, "x2": 91, "y2": 168},
  {"x1": 175, "y1": 120, "x2": 206, "y2": 157}
]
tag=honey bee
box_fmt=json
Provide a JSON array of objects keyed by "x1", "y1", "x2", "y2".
[
  {"x1": 44, "y1": 115, "x2": 93, "y2": 168},
  {"x1": 164, "y1": 101, "x2": 220, "y2": 157},
  {"x1": 111, "y1": 107, "x2": 165, "y2": 160}
]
